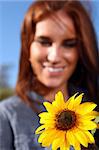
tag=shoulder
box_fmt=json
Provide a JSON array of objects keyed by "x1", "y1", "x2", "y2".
[
  {"x1": 0, "y1": 96, "x2": 21, "y2": 148},
  {"x1": 0, "y1": 95, "x2": 21, "y2": 105},
  {"x1": 0, "y1": 96, "x2": 39, "y2": 149},
  {"x1": 0, "y1": 95, "x2": 24, "y2": 112},
  {"x1": 0, "y1": 95, "x2": 34, "y2": 120},
  {"x1": 0, "y1": 110, "x2": 14, "y2": 149},
  {"x1": 0, "y1": 96, "x2": 20, "y2": 120}
]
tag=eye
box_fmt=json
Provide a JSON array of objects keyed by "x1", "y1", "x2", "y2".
[
  {"x1": 34, "y1": 36, "x2": 52, "y2": 47},
  {"x1": 38, "y1": 40, "x2": 52, "y2": 46},
  {"x1": 62, "y1": 39, "x2": 78, "y2": 48}
]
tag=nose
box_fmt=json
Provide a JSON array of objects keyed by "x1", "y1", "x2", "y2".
[{"x1": 47, "y1": 46, "x2": 61, "y2": 63}]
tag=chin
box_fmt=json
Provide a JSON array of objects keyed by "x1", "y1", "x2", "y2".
[{"x1": 42, "y1": 80, "x2": 64, "y2": 89}]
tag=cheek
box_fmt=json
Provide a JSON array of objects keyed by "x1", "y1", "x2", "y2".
[
  {"x1": 30, "y1": 44, "x2": 45, "y2": 62},
  {"x1": 64, "y1": 50, "x2": 79, "y2": 64},
  {"x1": 29, "y1": 45, "x2": 42, "y2": 74}
]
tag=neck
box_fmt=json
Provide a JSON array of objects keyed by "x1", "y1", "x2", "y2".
[{"x1": 44, "y1": 84, "x2": 69, "y2": 102}]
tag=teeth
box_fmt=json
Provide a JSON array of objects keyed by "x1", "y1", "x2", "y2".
[{"x1": 47, "y1": 67, "x2": 64, "y2": 72}]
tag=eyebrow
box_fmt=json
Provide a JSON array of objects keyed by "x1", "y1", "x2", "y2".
[
  {"x1": 35, "y1": 35, "x2": 78, "y2": 43},
  {"x1": 35, "y1": 36, "x2": 52, "y2": 41}
]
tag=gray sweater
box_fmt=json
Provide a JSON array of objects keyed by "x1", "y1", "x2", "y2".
[{"x1": 0, "y1": 94, "x2": 47, "y2": 150}]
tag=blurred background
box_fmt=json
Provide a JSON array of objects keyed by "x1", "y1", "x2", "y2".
[{"x1": 0, "y1": 0, "x2": 99, "y2": 100}]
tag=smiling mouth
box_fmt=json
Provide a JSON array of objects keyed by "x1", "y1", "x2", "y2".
[{"x1": 43, "y1": 65, "x2": 66, "y2": 73}]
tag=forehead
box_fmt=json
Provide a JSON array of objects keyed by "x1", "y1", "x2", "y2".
[{"x1": 35, "y1": 10, "x2": 76, "y2": 38}]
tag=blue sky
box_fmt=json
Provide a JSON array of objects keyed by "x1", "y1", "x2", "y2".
[
  {"x1": 0, "y1": 1, "x2": 99, "y2": 88},
  {"x1": 0, "y1": 1, "x2": 33, "y2": 87}
]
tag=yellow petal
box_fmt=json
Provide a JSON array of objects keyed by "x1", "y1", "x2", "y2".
[
  {"x1": 66, "y1": 130, "x2": 75, "y2": 146},
  {"x1": 55, "y1": 91, "x2": 64, "y2": 103},
  {"x1": 74, "y1": 143, "x2": 81, "y2": 150},
  {"x1": 80, "y1": 115, "x2": 97, "y2": 120},
  {"x1": 78, "y1": 120, "x2": 97, "y2": 130},
  {"x1": 53, "y1": 91, "x2": 65, "y2": 109},
  {"x1": 78, "y1": 111, "x2": 99, "y2": 123},
  {"x1": 35, "y1": 125, "x2": 45, "y2": 134},
  {"x1": 66, "y1": 130, "x2": 81, "y2": 150},
  {"x1": 52, "y1": 138, "x2": 62, "y2": 150},
  {"x1": 72, "y1": 93, "x2": 84, "y2": 109},
  {"x1": 38, "y1": 129, "x2": 55, "y2": 146},
  {"x1": 40, "y1": 119, "x2": 55, "y2": 126},
  {"x1": 38, "y1": 132, "x2": 47, "y2": 144},
  {"x1": 87, "y1": 111, "x2": 99, "y2": 117},
  {"x1": 74, "y1": 128, "x2": 88, "y2": 147},
  {"x1": 39, "y1": 112, "x2": 51, "y2": 118},
  {"x1": 76, "y1": 102, "x2": 97, "y2": 115},
  {"x1": 79, "y1": 112, "x2": 98, "y2": 120},
  {"x1": 65, "y1": 92, "x2": 78, "y2": 109},
  {"x1": 52, "y1": 131, "x2": 68, "y2": 150},
  {"x1": 60, "y1": 132, "x2": 70, "y2": 150},
  {"x1": 39, "y1": 112, "x2": 55, "y2": 124},
  {"x1": 84, "y1": 131, "x2": 95, "y2": 144},
  {"x1": 60, "y1": 146, "x2": 70, "y2": 150},
  {"x1": 42, "y1": 129, "x2": 63, "y2": 147},
  {"x1": 41, "y1": 140, "x2": 51, "y2": 147},
  {"x1": 43, "y1": 102, "x2": 57, "y2": 113},
  {"x1": 41, "y1": 135, "x2": 53, "y2": 147}
]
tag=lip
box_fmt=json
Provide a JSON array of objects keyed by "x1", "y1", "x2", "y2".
[
  {"x1": 42, "y1": 64, "x2": 66, "y2": 69},
  {"x1": 42, "y1": 64, "x2": 66, "y2": 75}
]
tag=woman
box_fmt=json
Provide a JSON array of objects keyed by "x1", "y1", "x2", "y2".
[{"x1": 0, "y1": 1, "x2": 98, "y2": 150}]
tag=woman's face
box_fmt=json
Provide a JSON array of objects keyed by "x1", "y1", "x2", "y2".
[{"x1": 30, "y1": 10, "x2": 79, "y2": 89}]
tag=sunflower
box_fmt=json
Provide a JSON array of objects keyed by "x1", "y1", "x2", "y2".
[{"x1": 35, "y1": 91, "x2": 99, "y2": 150}]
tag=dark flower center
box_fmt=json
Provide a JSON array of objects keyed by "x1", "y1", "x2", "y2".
[{"x1": 55, "y1": 110, "x2": 76, "y2": 130}]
